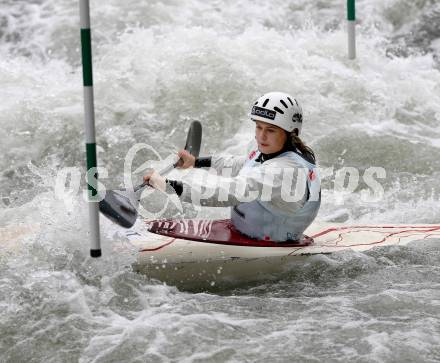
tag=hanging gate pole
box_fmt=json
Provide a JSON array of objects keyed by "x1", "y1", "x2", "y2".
[
  {"x1": 79, "y1": 0, "x2": 101, "y2": 257},
  {"x1": 347, "y1": 0, "x2": 356, "y2": 59}
]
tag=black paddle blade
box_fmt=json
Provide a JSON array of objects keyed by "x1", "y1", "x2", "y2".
[
  {"x1": 99, "y1": 190, "x2": 138, "y2": 228},
  {"x1": 184, "y1": 120, "x2": 202, "y2": 157}
]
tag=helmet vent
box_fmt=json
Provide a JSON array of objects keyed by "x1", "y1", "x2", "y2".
[
  {"x1": 280, "y1": 100, "x2": 288, "y2": 108},
  {"x1": 287, "y1": 97, "x2": 294, "y2": 106},
  {"x1": 254, "y1": 101, "x2": 258, "y2": 105},
  {"x1": 273, "y1": 106, "x2": 284, "y2": 114},
  {"x1": 262, "y1": 98, "x2": 269, "y2": 107}
]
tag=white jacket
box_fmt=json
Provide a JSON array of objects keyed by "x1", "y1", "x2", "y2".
[{"x1": 179, "y1": 145, "x2": 321, "y2": 241}]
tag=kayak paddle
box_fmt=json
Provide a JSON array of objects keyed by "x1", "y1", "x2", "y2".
[{"x1": 99, "y1": 121, "x2": 202, "y2": 228}]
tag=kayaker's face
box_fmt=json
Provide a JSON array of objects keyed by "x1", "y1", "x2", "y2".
[{"x1": 255, "y1": 121, "x2": 287, "y2": 154}]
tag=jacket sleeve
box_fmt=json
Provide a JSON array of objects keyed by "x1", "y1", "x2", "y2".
[
  {"x1": 210, "y1": 155, "x2": 247, "y2": 177},
  {"x1": 179, "y1": 158, "x2": 308, "y2": 211}
]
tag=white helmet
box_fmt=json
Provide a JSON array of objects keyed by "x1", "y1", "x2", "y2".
[{"x1": 250, "y1": 91, "x2": 303, "y2": 134}]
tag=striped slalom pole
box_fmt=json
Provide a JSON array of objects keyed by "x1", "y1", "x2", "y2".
[
  {"x1": 79, "y1": 0, "x2": 101, "y2": 258},
  {"x1": 347, "y1": 0, "x2": 356, "y2": 59}
]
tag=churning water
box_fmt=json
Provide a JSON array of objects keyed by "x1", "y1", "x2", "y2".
[{"x1": 1, "y1": 0, "x2": 440, "y2": 361}]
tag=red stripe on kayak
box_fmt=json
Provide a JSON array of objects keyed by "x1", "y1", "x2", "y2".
[
  {"x1": 312, "y1": 225, "x2": 440, "y2": 238},
  {"x1": 139, "y1": 238, "x2": 176, "y2": 252},
  {"x1": 311, "y1": 225, "x2": 440, "y2": 248}
]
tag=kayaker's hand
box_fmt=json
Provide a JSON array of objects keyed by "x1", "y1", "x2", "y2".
[
  {"x1": 176, "y1": 149, "x2": 195, "y2": 169},
  {"x1": 143, "y1": 170, "x2": 166, "y2": 192}
]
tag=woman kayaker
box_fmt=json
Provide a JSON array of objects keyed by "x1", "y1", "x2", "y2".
[{"x1": 144, "y1": 91, "x2": 321, "y2": 242}]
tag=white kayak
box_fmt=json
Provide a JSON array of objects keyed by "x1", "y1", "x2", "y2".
[
  {"x1": 3, "y1": 219, "x2": 439, "y2": 289},
  {"x1": 126, "y1": 218, "x2": 440, "y2": 289}
]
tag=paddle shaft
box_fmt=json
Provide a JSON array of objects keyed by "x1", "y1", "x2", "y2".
[
  {"x1": 134, "y1": 120, "x2": 201, "y2": 193},
  {"x1": 134, "y1": 160, "x2": 180, "y2": 193},
  {"x1": 98, "y1": 121, "x2": 202, "y2": 229}
]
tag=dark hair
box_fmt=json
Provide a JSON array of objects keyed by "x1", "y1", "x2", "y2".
[{"x1": 285, "y1": 129, "x2": 316, "y2": 164}]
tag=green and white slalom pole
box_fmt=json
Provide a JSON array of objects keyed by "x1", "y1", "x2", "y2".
[
  {"x1": 79, "y1": 0, "x2": 101, "y2": 258},
  {"x1": 347, "y1": 0, "x2": 356, "y2": 59}
]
